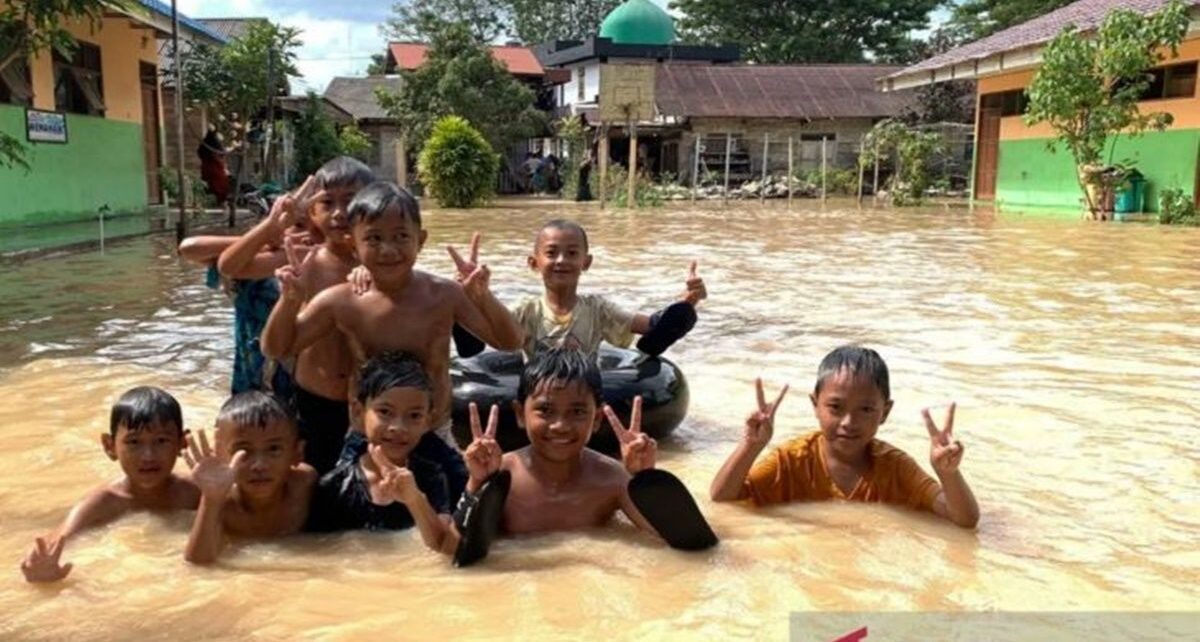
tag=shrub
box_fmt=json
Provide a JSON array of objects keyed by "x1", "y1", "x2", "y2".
[
  {"x1": 417, "y1": 116, "x2": 499, "y2": 208},
  {"x1": 1159, "y1": 187, "x2": 1199, "y2": 225}
]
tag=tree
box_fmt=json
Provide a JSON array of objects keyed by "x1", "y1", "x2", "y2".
[
  {"x1": 1024, "y1": 0, "x2": 1189, "y2": 218},
  {"x1": 670, "y1": 0, "x2": 941, "y2": 64},
  {"x1": 507, "y1": 0, "x2": 621, "y2": 45},
  {"x1": 293, "y1": 92, "x2": 342, "y2": 178},
  {"x1": 947, "y1": 0, "x2": 1076, "y2": 42},
  {"x1": 418, "y1": 115, "x2": 499, "y2": 207},
  {"x1": 376, "y1": 21, "x2": 544, "y2": 154},
  {"x1": 382, "y1": 0, "x2": 507, "y2": 44},
  {"x1": 181, "y1": 20, "x2": 301, "y2": 185},
  {"x1": 894, "y1": 29, "x2": 976, "y2": 124},
  {"x1": 365, "y1": 53, "x2": 388, "y2": 76},
  {"x1": 338, "y1": 122, "x2": 373, "y2": 162},
  {"x1": 0, "y1": 0, "x2": 113, "y2": 169}
]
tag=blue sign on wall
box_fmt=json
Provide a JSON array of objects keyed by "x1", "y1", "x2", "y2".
[{"x1": 26, "y1": 109, "x2": 69, "y2": 144}]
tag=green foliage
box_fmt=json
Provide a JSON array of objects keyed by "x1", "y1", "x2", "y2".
[
  {"x1": 338, "y1": 123, "x2": 373, "y2": 162},
  {"x1": 1158, "y1": 187, "x2": 1199, "y2": 225},
  {"x1": 418, "y1": 116, "x2": 499, "y2": 208},
  {"x1": 508, "y1": 0, "x2": 622, "y2": 44},
  {"x1": 893, "y1": 29, "x2": 975, "y2": 124},
  {"x1": 365, "y1": 53, "x2": 388, "y2": 76},
  {"x1": 293, "y1": 92, "x2": 343, "y2": 179},
  {"x1": 669, "y1": 0, "x2": 940, "y2": 63},
  {"x1": 947, "y1": 0, "x2": 1075, "y2": 42},
  {"x1": 860, "y1": 119, "x2": 944, "y2": 206},
  {"x1": 158, "y1": 167, "x2": 211, "y2": 209},
  {"x1": 377, "y1": 21, "x2": 544, "y2": 154},
  {"x1": 600, "y1": 164, "x2": 662, "y2": 208},
  {"x1": 555, "y1": 116, "x2": 590, "y2": 201},
  {"x1": 1024, "y1": 0, "x2": 1189, "y2": 215},
  {"x1": 0, "y1": 0, "x2": 112, "y2": 168},
  {"x1": 803, "y1": 167, "x2": 858, "y2": 196},
  {"x1": 383, "y1": 0, "x2": 507, "y2": 43},
  {"x1": 181, "y1": 20, "x2": 300, "y2": 149}
]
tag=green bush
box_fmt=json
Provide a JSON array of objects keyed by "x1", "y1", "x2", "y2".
[
  {"x1": 600, "y1": 165, "x2": 662, "y2": 208},
  {"x1": 338, "y1": 122, "x2": 373, "y2": 162},
  {"x1": 1159, "y1": 187, "x2": 1199, "y2": 225},
  {"x1": 294, "y1": 92, "x2": 342, "y2": 179},
  {"x1": 802, "y1": 167, "x2": 858, "y2": 196},
  {"x1": 418, "y1": 116, "x2": 499, "y2": 208}
]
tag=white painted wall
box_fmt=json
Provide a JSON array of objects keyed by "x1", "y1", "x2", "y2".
[{"x1": 560, "y1": 61, "x2": 602, "y2": 107}]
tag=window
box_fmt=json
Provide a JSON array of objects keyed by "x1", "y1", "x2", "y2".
[
  {"x1": 576, "y1": 66, "x2": 586, "y2": 101},
  {"x1": 1140, "y1": 62, "x2": 1197, "y2": 101},
  {"x1": 981, "y1": 90, "x2": 1028, "y2": 117},
  {"x1": 54, "y1": 41, "x2": 105, "y2": 116},
  {"x1": 0, "y1": 58, "x2": 33, "y2": 106}
]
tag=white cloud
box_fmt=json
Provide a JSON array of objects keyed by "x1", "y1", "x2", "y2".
[{"x1": 177, "y1": 0, "x2": 386, "y2": 93}]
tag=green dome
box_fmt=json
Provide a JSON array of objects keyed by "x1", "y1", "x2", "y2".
[{"x1": 599, "y1": 0, "x2": 676, "y2": 45}]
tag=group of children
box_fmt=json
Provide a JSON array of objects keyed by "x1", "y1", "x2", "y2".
[{"x1": 20, "y1": 156, "x2": 978, "y2": 584}]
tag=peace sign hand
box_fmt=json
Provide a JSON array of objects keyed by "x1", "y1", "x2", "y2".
[
  {"x1": 463, "y1": 403, "x2": 502, "y2": 484},
  {"x1": 21, "y1": 536, "x2": 72, "y2": 583},
  {"x1": 679, "y1": 261, "x2": 707, "y2": 305},
  {"x1": 745, "y1": 378, "x2": 789, "y2": 448},
  {"x1": 605, "y1": 396, "x2": 657, "y2": 474},
  {"x1": 447, "y1": 232, "x2": 491, "y2": 300},
  {"x1": 269, "y1": 175, "x2": 316, "y2": 232},
  {"x1": 275, "y1": 235, "x2": 315, "y2": 302},
  {"x1": 924, "y1": 403, "x2": 964, "y2": 476},
  {"x1": 182, "y1": 429, "x2": 246, "y2": 500},
  {"x1": 368, "y1": 444, "x2": 421, "y2": 505}
]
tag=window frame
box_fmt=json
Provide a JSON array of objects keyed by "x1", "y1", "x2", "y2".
[{"x1": 53, "y1": 40, "x2": 105, "y2": 117}]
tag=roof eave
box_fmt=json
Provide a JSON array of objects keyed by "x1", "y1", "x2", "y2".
[
  {"x1": 118, "y1": 1, "x2": 229, "y2": 46},
  {"x1": 880, "y1": 16, "x2": 1200, "y2": 92}
]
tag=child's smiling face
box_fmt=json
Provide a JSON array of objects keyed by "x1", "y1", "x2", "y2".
[
  {"x1": 355, "y1": 386, "x2": 431, "y2": 465},
  {"x1": 809, "y1": 368, "x2": 893, "y2": 463},
  {"x1": 353, "y1": 206, "x2": 425, "y2": 285},
  {"x1": 518, "y1": 379, "x2": 602, "y2": 463},
  {"x1": 309, "y1": 183, "x2": 362, "y2": 248},
  {"x1": 102, "y1": 421, "x2": 183, "y2": 491},
  {"x1": 217, "y1": 418, "x2": 302, "y2": 500},
  {"x1": 529, "y1": 226, "x2": 591, "y2": 290}
]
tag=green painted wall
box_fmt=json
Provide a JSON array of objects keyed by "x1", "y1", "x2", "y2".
[
  {"x1": 995, "y1": 129, "x2": 1200, "y2": 213},
  {"x1": 0, "y1": 105, "x2": 148, "y2": 227}
]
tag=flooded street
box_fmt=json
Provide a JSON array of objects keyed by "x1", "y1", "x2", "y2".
[{"x1": 1, "y1": 201, "x2": 1197, "y2": 640}]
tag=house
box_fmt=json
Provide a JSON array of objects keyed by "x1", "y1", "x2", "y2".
[
  {"x1": 881, "y1": 0, "x2": 1200, "y2": 213},
  {"x1": 0, "y1": 0, "x2": 227, "y2": 227},
  {"x1": 323, "y1": 76, "x2": 404, "y2": 183},
  {"x1": 536, "y1": 0, "x2": 913, "y2": 184}
]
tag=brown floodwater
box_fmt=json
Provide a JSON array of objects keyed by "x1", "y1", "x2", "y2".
[{"x1": 1, "y1": 201, "x2": 1197, "y2": 641}]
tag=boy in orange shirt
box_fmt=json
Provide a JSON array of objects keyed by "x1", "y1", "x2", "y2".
[{"x1": 710, "y1": 345, "x2": 979, "y2": 528}]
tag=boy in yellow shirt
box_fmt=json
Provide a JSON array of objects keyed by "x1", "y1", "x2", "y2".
[{"x1": 710, "y1": 345, "x2": 979, "y2": 528}]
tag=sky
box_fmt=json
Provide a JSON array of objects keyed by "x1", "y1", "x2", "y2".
[
  {"x1": 177, "y1": 1, "x2": 944, "y2": 94},
  {"x1": 177, "y1": 0, "x2": 676, "y2": 94}
]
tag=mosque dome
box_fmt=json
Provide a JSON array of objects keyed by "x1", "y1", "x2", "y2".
[{"x1": 599, "y1": 0, "x2": 676, "y2": 46}]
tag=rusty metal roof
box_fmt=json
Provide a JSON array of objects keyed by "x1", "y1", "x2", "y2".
[
  {"x1": 890, "y1": 0, "x2": 1200, "y2": 80},
  {"x1": 655, "y1": 64, "x2": 913, "y2": 120}
]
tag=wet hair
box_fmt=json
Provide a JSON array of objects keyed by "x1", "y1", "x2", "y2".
[
  {"x1": 517, "y1": 346, "x2": 603, "y2": 406},
  {"x1": 347, "y1": 180, "x2": 422, "y2": 228},
  {"x1": 535, "y1": 219, "x2": 589, "y2": 252},
  {"x1": 216, "y1": 391, "x2": 296, "y2": 435},
  {"x1": 109, "y1": 386, "x2": 183, "y2": 437},
  {"x1": 313, "y1": 156, "x2": 375, "y2": 192},
  {"x1": 813, "y1": 345, "x2": 891, "y2": 401},
  {"x1": 356, "y1": 351, "x2": 431, "y2": 404}
]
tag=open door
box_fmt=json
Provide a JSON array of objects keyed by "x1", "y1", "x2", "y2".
[
  {"x1": 140, "y1": 62, "x2": 162, "y2": 204},
  {"x1": 974, "y1": 100, "x2": 1001, "y2": 201}
]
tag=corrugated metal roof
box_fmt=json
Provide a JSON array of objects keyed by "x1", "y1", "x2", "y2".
[
  {"x1": 134, "y1": 0, "x2": 230, "y2": 43},
  {"x1": 891, "y1": 0, "x2": 1200, "y2": 79},
  {"x1": 387, "y1": 42, "x2": 545, "y2": 76},
  {"x1": 323, "y1": 76, "x2": 403, "y2": 122},
  {"x1": 196, "y1": 18, "x2": 269, "y2": 42},
  {"x1": 656, "y1": 64, "x2": 914, "y2": 120}
]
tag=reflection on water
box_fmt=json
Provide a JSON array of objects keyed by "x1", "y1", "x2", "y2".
[{"x1": 1, "y1": 201, "x2": 1198, "y2": 641}]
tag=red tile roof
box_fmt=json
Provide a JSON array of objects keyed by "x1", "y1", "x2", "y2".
[
  {"x1": 387, "y1": 42, "x2": 545, "y2": 76},
  {"x1": 655, "y1": 64, "x2": 914, "y2": 120},
  {"x1": 890, "y1": 0, "x2": 1200, "y2": 79}
]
